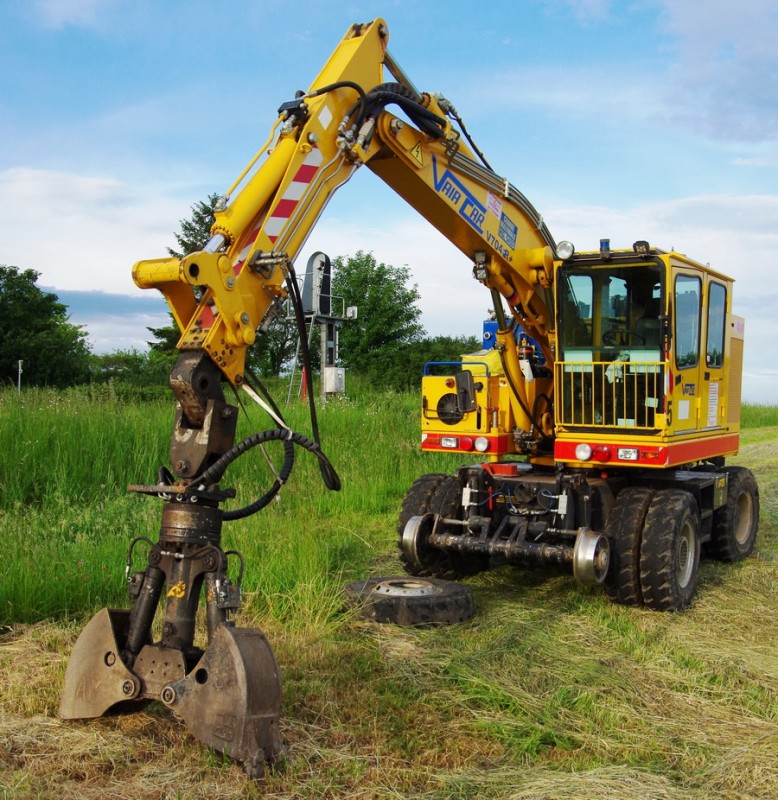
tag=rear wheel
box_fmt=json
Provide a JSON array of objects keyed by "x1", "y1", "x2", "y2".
[
  {"x1": 398, "y1": 475, "x2": 487, "y2": 579},
  {"x1": 604, "y1": 486, "x2": 654, "y2": 606},
  {"x1": 640, "y1": 490, "x2": 700, "y2": 611},
  {"x1": 709, "y1": 467, "x2": 759, "y2": 562}
]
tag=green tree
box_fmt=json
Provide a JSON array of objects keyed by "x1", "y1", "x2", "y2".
[
  {"x1": 356, "y1": 334, "x2": 482, "y2": 391},
  {"x1": 0, "y1": 265, "x2": 90, "y2": 388},
  {"x1": 167, "y1": 193, "x2": 219, "y2": 258},
  {"x1": 88, "y1": 349, "x2": 173, "y2": 400},
  {"x1": 332, "y1": 251, "x2": 425, "y2": 388}
]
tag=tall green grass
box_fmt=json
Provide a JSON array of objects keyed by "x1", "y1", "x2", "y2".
[
  {"x1": 0, "y1": 388, "x2": 774, "y2": 626},
  {"x1": 741, "y1": 402, "x2": 778, "y2": 427},
  {"x1": 0, "y1": 385, "x2": 459, "y2": 625},
  {"x1": 1, "y1": 389, "x2": 776, "y2": 798}
]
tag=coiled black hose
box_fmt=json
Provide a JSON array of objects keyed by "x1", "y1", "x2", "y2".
[{"x1": 187, "y1": 428, "x2": 340, "y2": 521}]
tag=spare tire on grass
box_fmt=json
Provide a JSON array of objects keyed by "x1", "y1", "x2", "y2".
[{"x1": 344, "y1": 576, "x2": 474, "y2": 627}]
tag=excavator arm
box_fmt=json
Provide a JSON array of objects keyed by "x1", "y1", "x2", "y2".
[
  {"x1": 60, "y1": 21, "x2": 567, "y2": 777},
  {"x1": 133, "y1": 18, "x2": 558, "y2": 440}
]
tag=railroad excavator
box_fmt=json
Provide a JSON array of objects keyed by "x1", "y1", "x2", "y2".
[{"x1": 59, "y1": 19, "x2": 759, "y2": 777}]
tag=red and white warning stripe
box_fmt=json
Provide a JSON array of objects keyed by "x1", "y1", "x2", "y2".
[
  {"x1": 197, "y1": 147, "x2": 324, "y2": 333},
  {"x1": 264, "y1": 146, "x2": 324, "y2": 244}
]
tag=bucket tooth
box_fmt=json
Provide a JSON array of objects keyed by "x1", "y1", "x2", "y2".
[
  {"x1": 161, "y1": 623, "x2": 284, "y2": 778},
  {"x1": 59, "y1": 608, "x2": 141, "y2": 719}
]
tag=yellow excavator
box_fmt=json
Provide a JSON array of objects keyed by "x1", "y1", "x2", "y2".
[{"x1": 59, "y1": 19, "x2": 759, "y2": 777}]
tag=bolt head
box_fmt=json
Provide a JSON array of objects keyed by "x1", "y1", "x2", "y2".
[{"x1": 161, "y1": 686, "x2": 177, "y2": 705}]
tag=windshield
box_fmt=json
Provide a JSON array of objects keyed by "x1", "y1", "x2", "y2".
[{"x1": 558, "y1": 262, "x2": 663, "y2": 360}]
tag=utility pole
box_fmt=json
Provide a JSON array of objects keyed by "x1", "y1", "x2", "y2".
[{"x1": 17, "y1": 360, "x2": 22, "y2": 394}]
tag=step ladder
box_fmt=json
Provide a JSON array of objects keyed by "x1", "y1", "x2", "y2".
[{"x1": 286, "y1": 314, "x2": 318, "y2": 404}]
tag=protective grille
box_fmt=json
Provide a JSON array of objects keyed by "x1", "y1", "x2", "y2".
[{"x1": 555, "y1": 361, "x2": 663, "y2": 430}]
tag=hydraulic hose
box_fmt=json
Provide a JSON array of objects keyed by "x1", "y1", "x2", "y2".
[{"x1": 188, "y1": 428, "x2": 340, "y2": 521}]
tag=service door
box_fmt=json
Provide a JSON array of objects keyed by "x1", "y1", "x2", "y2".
[
  {"x1": 671, "y1": 268, "x2": 704, "y2": 434},
  {"x1": 670, "y1": 268, "x2": 728, "y2": 435}
]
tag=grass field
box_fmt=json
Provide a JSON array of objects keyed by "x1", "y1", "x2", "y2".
[{"x1": 0, "y1": 388, "x2": 776, "y2": 799}]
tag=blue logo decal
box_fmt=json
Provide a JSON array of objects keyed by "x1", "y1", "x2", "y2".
[
  {"x1": 682, "y1": 383, "x2": 696, "y2": 396},
  {"x1": 499, "y1": 212, "x2": 518, "y2": 249},
  {"x1": 432, "y1": 156, "x2": 485, "y2": 233}
]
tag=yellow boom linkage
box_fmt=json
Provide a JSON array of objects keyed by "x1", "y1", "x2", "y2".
[{"x1": 132, "y1": 18, "x2": 559, "y2": 447}]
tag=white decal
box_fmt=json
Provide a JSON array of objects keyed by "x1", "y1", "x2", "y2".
[
  {"x1": 487, "y1": 191, "x2": 502, "y2": 217},
  {"x1": 707, "y1": 382, "x2": 719, "y2": 427},
  {"x1": 318, "y1": 105, "x2": 333, "y2": 131}
]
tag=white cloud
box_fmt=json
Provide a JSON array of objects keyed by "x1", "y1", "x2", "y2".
[
  {"x1": 472, "y1": 64, "x2": 660, "y2": 122},
  {"x1": 656, "y1": 0, "x2": 778, "y2": 62},
  {"x1": 77, "y1": 312, "x2": 169, "y2": 354},
  {"x1": 0, "y1": 167, "x2": 184, "y2": 294},
  {"x1": 654, "y1": 0, "x2": 778, "y2": 141},
  {"x1": 33, "y1": 0, "x2": 118, "y2": 29},
  {"x1": 3, "y1": 166, "x2": 774, "y2": 402},
  {"x1": 733, "y1": 154, "x2": 778, "y2": 168}
]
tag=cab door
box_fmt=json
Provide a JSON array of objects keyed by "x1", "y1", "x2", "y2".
[
  {"x1": 671, "y1": 268, "x2": 704, "y2": 434},
  {"x1": 701, "y1": 280, "x2": 728, "y2": 430},
  {"x1": 670, "y1": 268, "x2": 728, "y2": 435}
]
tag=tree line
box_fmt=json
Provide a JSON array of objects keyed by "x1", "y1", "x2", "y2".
[{"x1": 1, "y1": 197, "x2": 481, "y2": 394}]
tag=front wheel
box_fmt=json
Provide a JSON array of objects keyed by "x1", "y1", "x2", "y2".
[
  {"x1": 604, "y1": 486, "x2": 654, "y2": 606},
  {"x1": 640, "y1": 490, "x2": 701, "y2": 611}
]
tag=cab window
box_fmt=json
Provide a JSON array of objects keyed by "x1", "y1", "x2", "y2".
[
  {"x1": 674, "y1": 274, "x2": 701, "y2": 369},
  {"x1": 706, "y1": 282, "x2": 726, "y2": 368}
]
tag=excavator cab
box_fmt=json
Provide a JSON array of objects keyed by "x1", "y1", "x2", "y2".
[{"x1": 553, "y1": 244, "x2": 742, "y2": 468}]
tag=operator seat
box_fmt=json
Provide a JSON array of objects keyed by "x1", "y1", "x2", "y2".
[{"x1": 635, "y1": 298, "x2": 661, "y2": 346}]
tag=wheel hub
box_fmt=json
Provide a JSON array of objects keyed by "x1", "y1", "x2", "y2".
[{"x1": 373, "y1": 578, "x2": 443, "y2": 597}]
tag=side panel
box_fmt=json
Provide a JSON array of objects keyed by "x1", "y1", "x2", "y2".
[{"x1": 726, "y1": 315, "x2": 745, "y2": 428}]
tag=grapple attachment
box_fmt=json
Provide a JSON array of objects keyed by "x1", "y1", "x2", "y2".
[
  {"x1": 60, "y1": 607, "x2": 283, "y2": 777},
  {"x1": 59, "y1": 490, "x2": 284, "y2": 777},
  {"x1": 59, "y1": 354, "x2": 306, "y2": 778}
]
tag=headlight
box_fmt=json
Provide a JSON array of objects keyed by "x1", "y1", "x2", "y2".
[
  {"x1": 474, "y1": 436, "x2": 489, "y2": 452},
  {"x1": 617, "y1": 447, "x2": 639, "y2": 461},
  {"x1": 556, "y1": 240, "x2": 575, "y2": 260},
  {"x1": 575, "y1": 443, "x2": 593, "y2": 461}
]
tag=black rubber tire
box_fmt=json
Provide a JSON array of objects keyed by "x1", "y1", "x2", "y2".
[
  {"x1": 344, "y1": 576, "x2": 475, "y2": 627},
  {"x1": 398, "y1": 473, "x2": 450, "y2": 540},
  {"x1": 603, "y1": 486, "x2": 654, "y2": 606},
  {"x1": 640, "y1": 490, "x2": 701, "y2": 612},
  {"x1": 709, "y1": 466, "x2": 759, "y2": 562},
  {"x1": 397, "y1": 474, "x2": 487, "y2": 579}
]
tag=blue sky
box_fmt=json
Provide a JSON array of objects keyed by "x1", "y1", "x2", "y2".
[{"x1": 1, "y1": 0, "x2": 776, "y2": 401}]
